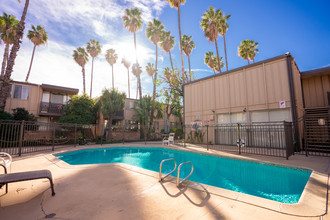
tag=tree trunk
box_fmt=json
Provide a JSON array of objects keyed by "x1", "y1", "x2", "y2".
[
  {"x1": 112, "y1": 64, "x2": 114, "y2": 89},
  {"x1": 107, "y1": 114, "x2": 113, "y2": 141},
  {"x1": 25, "y1": 44, "x2": 36, "y2": 82},
  {"x1": 1, "y1": 43, "x2": 10, "y2": 79},
  {"x1": 188, "y1": 55, "x2": 191, "y2": 75},
  {"x1": 178, "y1": 6, "x2": 185, "y2": 84},
  {"x1": 82, "y1": 66, "x2": 86, "y2": 94},
  {"x1": 169, "y1": 51, "x2": 174, "y2": 72},
  {"x1": 215, "y1": 38, "x2": 222, "y2": 74},
  {"x1": 223, "y1": 34, "x2": 228, "y2": 72},
  {"x1": 134, "y1": 32, "x2": 138, "y2": 64},
  {"x1": 0, "y1": 0, "x2": 30, "y2": 111},
  {"x1": 90, "y1": 57, "x2": 94, "y2": 97},
  {"x1": 153, "y1": 45, "x2": 158, "y2": 101},
  {"x1": 248, "y1": 59, "x2": 250, "y2": 65},
  {"x1": 127, "y1": 68, "x2": 130, "y2": 98},
  {"x1": 253, "y1": 58, "x2": 255, "y2": 63},
  {"x1": 138, "y1": 76, "x2": 142, "y2": 100},
  {"x1": 136, "y1": 79, "x2": 138, "y2": 99},
  {"x1": 213, "y1": 68, "x2": 216, "y2": 75}
]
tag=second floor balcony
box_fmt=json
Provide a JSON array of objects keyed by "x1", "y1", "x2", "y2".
[{"x1": 39, "y1": 102, "x2": 66, "y2": 116}]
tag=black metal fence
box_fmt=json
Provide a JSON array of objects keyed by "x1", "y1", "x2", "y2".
[
  {"x1": 303, "y1": 108, "x2": 330, "y2": 156},
  {"x1": 184, "y1": 121, "x2": 295, "y2": 159},
  {"x1": 0, "y1": 120, "x2": 94, "y2": 156}
]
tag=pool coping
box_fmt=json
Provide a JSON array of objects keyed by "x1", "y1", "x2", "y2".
[{"x1": 45, "y1": 145, "x2": 328, "y2": 217}]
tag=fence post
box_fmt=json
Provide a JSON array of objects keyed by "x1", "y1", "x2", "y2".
[
  {"x1": 74, "y1": 124, "x2": 77, "y2": 147},
  {"x1": 52, "y1": 123, "x2": 55, "y2": 151},
  {"x1": 18, "y1": 120, "x2": 24, "y2": 156},
  {"x1": 206, "y1": 125, "x2": 209, "y2": 151},
  {"x1": 238, "y1": 123, "x2": 241, "y2": 155}
]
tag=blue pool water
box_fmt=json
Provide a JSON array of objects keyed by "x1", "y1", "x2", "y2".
[{"x1": 55, "y1": 147, "x2": 311, "y2": 204}]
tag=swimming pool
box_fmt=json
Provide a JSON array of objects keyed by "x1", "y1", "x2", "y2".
[{"x1": 55, "y1": 147, "x2": 311, "y2": 204}]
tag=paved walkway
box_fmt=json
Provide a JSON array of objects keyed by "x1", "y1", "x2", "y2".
[{"x1": 0, "y1": 143, "x2": 329, "y2": 220}]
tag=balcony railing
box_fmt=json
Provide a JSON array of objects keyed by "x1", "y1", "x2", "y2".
[{"x1": 39, "y1": 102, "x2": 66, "y2": 116}]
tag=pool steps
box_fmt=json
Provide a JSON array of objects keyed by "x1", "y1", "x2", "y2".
[{"x1": 159, "y1": 158, "x2": 194, "y2": 187}]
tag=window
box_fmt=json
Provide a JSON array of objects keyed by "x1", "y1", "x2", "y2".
[
  {"x1": 42, "y1": 92, "x2": 50, "y2": 103},
  {"x1": 153, "y1": 121, "x2": 159, "y2": 130},
  {"x1": 217, "y1": 112, "x2": 246, "y2": 124},
  {"x1": 13, "y1": 85, "x2": 30, "y2": 100},
  {"x1": 126, "y1": 100, "x2": 137, "y2": 109},
  {"x1": 51, "y1": 94, "x2": 64, "y2": 104}
]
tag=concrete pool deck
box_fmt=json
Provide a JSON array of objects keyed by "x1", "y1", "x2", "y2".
[{"x1": 0, "y1": 143, "x2": 329, "y2": 220}]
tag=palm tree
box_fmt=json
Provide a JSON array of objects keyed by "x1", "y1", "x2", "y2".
[
  {"x1": 238, "y1": 40, "x2": 259, "y2": 64},
  {"x1": 201, "y1": 6, "x2": 223, "y2": 73},
  {"x1": 73, "y1": 47, "x2": 89, "y2": 94},
  {"x1": 122, "y1": 8, "x2": 143, "y2": 64},
  {"x1": 121, "y1": 57, "x2": 131, "y2": 98},
  {"x1": 122, "y1": 8, "x2": 143, "y2": 99},
  {"x1": 213, "y1": 55, "x2": 225, "y2": 72},
  {"x1": 100, "y1": 88, "x2": 126, "y2": 141},
  {"x1": 145, "y1": 63, "x2": 156, "y2": 78},
  {"x1": 218, "y1": 10, "x2": 230, "y2": 71},
  {"x1": 247, "y1": 40, "x2": 259, "y2": 63},
  {"x1": 145, "y1": 18, "x2": 164, "y2": 101},
  {"x1": 181, "y1": 35, "x2": 195, "y2": 75},
  {"x1": 165, "y1": 0, "x2": 186, "y2": 83},
  {"x1": 0, "y1": 13, "x2": 19, "y2": 78},
  {"x1": 0, "y1": 0, "x2": 30, "y2": 111},
  {"x1": 204, "y1": 51, "x2": 216, "y2": 75},
  {"x1": 86, "y1": 39, "x2": 101, "y2": 97},
  {"x1": 160, "y1": 30, "x2": 175, "y2": 71},
  {"x1": 25, "y1": 24, "x2": 48, "y2": 82},
  {"x1": 132, "y1": 62, "x2": 142, "y2": 99},
  {"x1": 105, "y1": 48, "x2": 118, "y2": 89}
]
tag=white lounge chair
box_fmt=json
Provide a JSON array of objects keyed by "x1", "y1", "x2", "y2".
[
  {"x1": 0, "y1": 152, "x2": 12, "y2": 173},
  {"x1": 168, "y1": 133, "x2": 175, "y2": 144}
]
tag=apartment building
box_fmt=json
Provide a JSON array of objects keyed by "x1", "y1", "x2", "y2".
[
  {"x1": 184, "y1": 53, "x2": 304, "y2": 149},
  {"x1": 4, "y1": 80, "x2": 79, "y2": 122}
]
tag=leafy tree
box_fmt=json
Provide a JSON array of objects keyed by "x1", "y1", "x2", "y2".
[
  {"x1": 181, "y1": 35, "x2": 195, "y2": 75},
  {"x1": 121, "y1": 57, "x2": 131, "y2": 98},
  {"x1": 0, "y1": 0, "x2": 30, "y2": 111},
  {"x1": 0, "y1": 110, "x2": 14, "y2": 120},
  {"x1": 99, "y1": 88, "x2": 126, "y2": 141},
  {"x1": 165, "y1": 0, "x2": 186, "y2": 82},
  {"x1": 25, "y1": 24, "x2": 48, "y2": 82},
  {"x1": 105, "y1": 48, "x2": 118, "y2": 89},
  {"x1": 86, "y1": 39, "x2": 101, "y2": 97},
  {"x1": 135, "y1": 95, "x2": 163, "y2": 138},
  {"x1": 0, "y1": 13, "x2": 19, "y2": 78},
  {"x1": 12, "y1": 107, "x2": 36, "y2": 121},
  {"x1": 201, "y1": 6, "x2": 223, "y2": 73},
  {"x1": 73, "y1": 47, "x2": 89, "y2": 94},
  {"x1": 59, "y1": 94, "x2": 97, "y2": 125},
  {"x1": 160, "y1": 30, "x2": 175, "y2": 71}
]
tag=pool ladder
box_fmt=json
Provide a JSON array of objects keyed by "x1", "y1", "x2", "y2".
[{"x1": 159, "y1": 159, "x2": 194, "y2": 187}]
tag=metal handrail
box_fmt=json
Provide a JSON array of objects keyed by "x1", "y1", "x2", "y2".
[
  {"x1": 159, "y1": 158, "x2": 177, "y2": 182},
  {"x1": 176, "y1": 161, "x2": 193, "y2": 187},
  {"x1": 0, "y1": 152, "x2": 12, "y2": 173}
]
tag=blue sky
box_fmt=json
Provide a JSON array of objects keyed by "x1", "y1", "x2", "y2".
[{"x1": 1, "y1": 0, "x2": 330, "y2": 98}]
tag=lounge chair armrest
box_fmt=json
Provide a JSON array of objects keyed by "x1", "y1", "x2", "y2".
[{"x1": 0, "y1": 163, "x2": 7, "y2": 174}]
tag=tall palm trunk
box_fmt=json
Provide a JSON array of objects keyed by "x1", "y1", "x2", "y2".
[
  {"x1": 138, "y1": 76, "x2": 142, "y2": 100},
  {"x1": 136, "y1": 80, "x2": 138, "y2": 99},
  {"x1": 0, "y1": 43, "x2": 10, "y2": 78},
  {"x1": 127, "y1": 69, "x2": 130, "y2": 98},
  {"x1": 90, "y1": 57, "x2": 94, "y2": 97},
  {"x1": 178, "y1": 6, "x2": 185, "y2": 83},
  {"x1": 82, "y1": 66, "x2": 86, "y2": 94},
  {"x1": 169, "y1": 51, "x2": 174, "y2": 72},
  {"x1": 188, "y1": 55, "x2": 191, "y2": 75},
  {"x1": 134, "y1": 32, "x2": 138, "y2": 63},
  {"x1": 0, "y1": 0, "x2": 30, "y2": 111},
  {"x1": 215, "y1": 39, "x2": 222, "y2": 74},
  {"x1": 133, "y1": 32, "x2": 142, "y2": 100},
  {"x1": 223, "y1": 34, "x2": 228, "y2": 71},
  {"x1": 111, "y1": 65, "x2": 114, "y2": 89},
  {"x1": 153, "y1": 45, "x2": 158, "y2": 101},
  {"x1": 25, "y1": 44, "x2": 36, "y2": 82}
]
